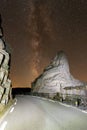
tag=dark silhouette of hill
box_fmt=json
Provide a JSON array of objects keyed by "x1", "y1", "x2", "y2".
[{"x1": 12, "y1": 88, "x2": 31, "y2": 96}]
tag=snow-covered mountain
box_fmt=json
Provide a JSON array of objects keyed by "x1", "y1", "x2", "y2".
[{"x1": 32, "y1": 51, "x2": 85, "y2": 94}]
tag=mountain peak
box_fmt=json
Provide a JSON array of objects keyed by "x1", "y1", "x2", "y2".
[{"x1": 32, "y1": 51, "x2": 85, "y2": 95}]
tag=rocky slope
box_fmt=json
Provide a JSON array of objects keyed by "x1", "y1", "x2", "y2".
[
  {"x1": 32, "y1": 51, "x2": 85, "y2": 94},
  {"x1": 0, "y1": 18, "x2": 12, "y2": 105}
]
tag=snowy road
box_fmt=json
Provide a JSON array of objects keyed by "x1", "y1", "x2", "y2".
[{"x1": 0, "y1": 95, "x2": 87, "y2": 130}]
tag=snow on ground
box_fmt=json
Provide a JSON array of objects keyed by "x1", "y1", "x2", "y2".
[{"x1": 0, "y1": 95, "x2": 87, "y2": 130}]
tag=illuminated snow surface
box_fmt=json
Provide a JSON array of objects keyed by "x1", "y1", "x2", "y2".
[
  {"x1": 0, "y1": 95, "x2": 87, "y2": 130},
  {"x1": 32, "y1": 51, "x2": 85, "y2": 94}
]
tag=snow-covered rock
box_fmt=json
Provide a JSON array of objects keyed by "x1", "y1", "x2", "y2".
[
  {"x1": 0, "y1": 18, "x2": 12, "y2": 105},
  {"x1": 32, "y1": 51, "x2": 85, "y2": 95}
]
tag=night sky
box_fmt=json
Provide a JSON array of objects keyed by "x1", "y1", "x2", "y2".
[{"x1": 0, "y1": 0, "x2": 87, "y2": 88}]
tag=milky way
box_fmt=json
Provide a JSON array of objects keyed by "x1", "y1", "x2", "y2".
[
  {"x1": 27, "y1": 1, "x2": 56, "y2": 82},
  {"x1": 0, "y1": 0, "x2": 87, "y2": 87}
]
